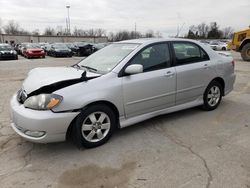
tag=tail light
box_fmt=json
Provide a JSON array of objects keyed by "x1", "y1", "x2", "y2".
[{"x1": 232, "y1": 60, "x2": 235, "y2": 67}]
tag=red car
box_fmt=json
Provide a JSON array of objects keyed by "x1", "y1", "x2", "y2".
[{"x1": 23, "y1": 44, "x2": 45, "y2": 59}]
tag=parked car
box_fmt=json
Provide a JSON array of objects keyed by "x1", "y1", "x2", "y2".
[
  {"x1": 22, "y1": 43, "x2": 45, "y2": 59},
  {"x1": 47, "y1": 43, "x2": 73, "y2": 57},
  {"x1": 209, "y1": 41, "x2": 228, "y2": 51},
  {"x1": 0, "y1": 43, "x2": 18, "y2": 60},
  {"x1": 65, "y1": 43, "x2": 79, "y2": 55},
  {"x1": 10, "y1": 38, "x2": 235, "y2": 148},
  {"x1": 92, "y1": 43, "x2": 108, "y2": 53},
  {"x1": 14, "y1": 44, "x2": 22, "y2": 55},
  {"x1": 44, "y1": 44, "x2": 52, "y2": 54},
  {"x1": 19, "y1": 43, "x2": 30, "y2": 56},
  {"x1": 39, "y1": 42, "x2": 49, "y2": 50},
  {"x1": 73, "y1": 42, "x2": 93, "y2": 56}
]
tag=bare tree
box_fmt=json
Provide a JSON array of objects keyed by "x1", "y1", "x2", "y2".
[
  {"x1": 155, "y1": 31, "x2": 163, "y2": 38},
  {"x1": 223, "y1": 27, "x2": 234, "y2": 39},
  {"x1": 145, "y1": 30, "x2": 154, "y2": 38},
  {"x1": 108, "y1": 32, "x2": 115, "y2": 42},
  {"x1": 4, "y1": 20, "x2": 20, "y2": 34},
  {"x1": 73, "y1": 27, "x2": 87, "y2": 36},
  {"x1": 43, "y1": 27, "x2": 56, "y2": 36},
  {"x1": 32, "y1": 29, "x2": 40, "y2": 35},
  {"x1": 94, "y1": 28, "x2": 106, "y2": 37},
  {"x1": 197, "y1": 22, "x2": 209, "y2": 38}
]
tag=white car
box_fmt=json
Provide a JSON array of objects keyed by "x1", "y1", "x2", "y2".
[
  {"x1": 209, "y1": 41, "x2": 228, "y2": 51},
  {"x1": 10, "y1": 38, "x2": 236, "y2": 148}
]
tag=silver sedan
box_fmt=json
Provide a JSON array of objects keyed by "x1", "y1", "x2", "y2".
[{"x1": 10, "y1": 38, "x2": 236, "y2": 148}]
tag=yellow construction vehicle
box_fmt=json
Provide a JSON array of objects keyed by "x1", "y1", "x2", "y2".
[{"x1": 230, "y1": 28, "x2": 250, "y2": 61}]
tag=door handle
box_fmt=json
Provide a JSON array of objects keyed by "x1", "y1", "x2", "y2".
[
  {"x1": 204, "y1": 64, "x2": 209, "y2": 69},
  {"x1": 164, "y1": 71, "x2": 175, "y2": 77}
]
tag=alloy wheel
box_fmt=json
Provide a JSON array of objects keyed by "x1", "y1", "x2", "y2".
[
  {"x1": 81, "y1": 112, "x2": 111, "y2": 143},
  {"x1": 207, "y1": 86, "x2": 221, "y2": 107}
]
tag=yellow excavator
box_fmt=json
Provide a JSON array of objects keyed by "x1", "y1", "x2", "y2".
[{"x1": 229, "y1": 28, "x2": 250, "y2": 61}]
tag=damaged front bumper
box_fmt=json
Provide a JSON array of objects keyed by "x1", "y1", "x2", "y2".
[{"x1": 10, "y1": 94, "x2": 79, "y2": 143}]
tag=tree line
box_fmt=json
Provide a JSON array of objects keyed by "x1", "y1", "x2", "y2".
[
  {"x1": 0, "y1": 19, "x2": 162, "y2": 42},
  {"x1": 185, "y1": 22, "x2": 234, "y2": 39}
]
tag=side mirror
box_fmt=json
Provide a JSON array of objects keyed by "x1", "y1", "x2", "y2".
[{"x1": 125, "y1": 64, "x2": 143, "y2": 75}]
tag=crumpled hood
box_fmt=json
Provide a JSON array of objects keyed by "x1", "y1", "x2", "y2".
[{"x1": 23, "y1": 67, "x2": 100, "y2": 94}]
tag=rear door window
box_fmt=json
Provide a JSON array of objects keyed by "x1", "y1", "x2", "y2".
[{"x1": 172, "y1": 42, "x2": 209, "y2": 65}]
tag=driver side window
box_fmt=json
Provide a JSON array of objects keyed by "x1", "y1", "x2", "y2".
[{"x1": 130, "y1": 43, "x2": 171, "y2": 72}]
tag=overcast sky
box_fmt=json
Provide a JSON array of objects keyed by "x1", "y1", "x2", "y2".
[{"x1": 0, "y1": 0, "x2": 249, "y2": 37}]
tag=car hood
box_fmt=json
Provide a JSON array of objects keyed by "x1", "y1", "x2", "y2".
[{"x1": 23, "y1": 67, "x2": 100, "y2": 94}]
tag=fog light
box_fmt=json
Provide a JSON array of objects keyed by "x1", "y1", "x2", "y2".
[{"x1": 24, "y1": 130, "x2": 46, "y2": 138}]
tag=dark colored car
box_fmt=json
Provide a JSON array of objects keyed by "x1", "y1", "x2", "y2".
[
  {"x1": 65, "y1": 43, "x2": 79, "y2": 55},
  {"x1": 73, "y1": 42, "x2": 93, "y2": 56},
  {"x1": 14, "y1": 44, "x2": 22, "y2": 55},
  {"x1": 47, "y1": 43, "x2": 73, "y2": 57},
  {"x1": 44, "y1": 44, "x2": 52, "y2": 54},
  {"x1": 92, "y1": 43, "x2": 108, "y2": 53},
  {"x1": 23, "y1": 44, "x2": 45, "y2": 59},
  {"x1": 0, "y1": 44, "x2": 18, "y2": 60}
]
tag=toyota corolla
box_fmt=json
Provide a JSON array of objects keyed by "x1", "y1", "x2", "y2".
[{"x1": 10, "y1": 38, "x2": 236, "y2": 148}]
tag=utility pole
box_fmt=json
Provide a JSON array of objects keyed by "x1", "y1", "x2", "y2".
[{"x1": 66, "y1": 5, "x2": 71, "y2": 35}]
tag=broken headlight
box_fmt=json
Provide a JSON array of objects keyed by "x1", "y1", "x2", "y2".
[{"x1": 24, "y1": 94, "x2": 63, "y2": 110}]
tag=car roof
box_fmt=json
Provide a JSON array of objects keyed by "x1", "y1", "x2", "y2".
[{"x1": 116, "y1": 38, "x2": 200, "y2": 45}]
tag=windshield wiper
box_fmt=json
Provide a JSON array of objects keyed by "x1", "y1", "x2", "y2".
[{"x1": 80, "y1": 65, "x2": 98, "y2": 72}]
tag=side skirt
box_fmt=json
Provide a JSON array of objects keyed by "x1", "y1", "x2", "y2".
[{"x1": 119, "y1": 97, "x2": 203, "y2": 128}]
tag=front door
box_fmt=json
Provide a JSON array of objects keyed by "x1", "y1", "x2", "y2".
[{"x1": 122, "y1": 43, "x2": 176, "y2": 118}]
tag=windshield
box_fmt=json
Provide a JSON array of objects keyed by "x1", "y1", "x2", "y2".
[
  {"x1": 0, "y1": 45, "x2": 12, "y2": 50},
  {"x1": 78, "y1": 43, "x2": 139, "y2": 74},
  {"x1": 26, "y1": 44, "x2": 40, "y2": 49},
  {"x1": 53, "y1": 43, "x2": 69, "y2": 50}
]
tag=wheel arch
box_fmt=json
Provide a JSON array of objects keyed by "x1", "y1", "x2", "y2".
[
  {"x1": 66, "y1": 100, "x2": 120, "y2": 141},
  {"x1": 239, "y1": 39, "x2": 250, "y2": 51},
  {"x1": 209, "y1": 77, "x2": 225, "y2": 95}
]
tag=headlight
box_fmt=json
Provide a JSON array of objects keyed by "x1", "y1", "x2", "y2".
[
  {"x1": 10, "y1": 50, "x2": 17, "y2": 54},
  {"x1": 24, "y1": 94, "x2": 63, "y2": 110}
]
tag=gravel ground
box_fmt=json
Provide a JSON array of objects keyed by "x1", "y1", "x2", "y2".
[{"x1": 0, "y1": 52, "x2": 250, "y2": 188}]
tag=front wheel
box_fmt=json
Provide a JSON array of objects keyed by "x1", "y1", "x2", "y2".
[
  {"x1": 202, "y1": 81, "x2": 223, "y2": 111},
  {"x1": 72, "y1": 104, "x2": 116, "y2": 148},
  {"x1": 241, "y1": 43, "x2": 250, "y2": 62}
]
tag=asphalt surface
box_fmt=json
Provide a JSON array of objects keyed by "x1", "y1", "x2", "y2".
[{"x1": 0, "y1": 52, "x2": 250, "y2": 188}]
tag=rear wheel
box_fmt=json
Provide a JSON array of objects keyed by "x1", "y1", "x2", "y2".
[
  {"x1": 72, "y1": 104, "x2": 116, "y2": 148},
  {"x1": 241, "y1": 43, "x2": 250, "y2": 61},
  {"x1": 202, "y1": 81, "x2": 223, "y2": 111}
]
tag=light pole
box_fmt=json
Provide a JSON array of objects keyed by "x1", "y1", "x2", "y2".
[{"x1": 66, "y1": 5, "x2": 70, "y2": 35}]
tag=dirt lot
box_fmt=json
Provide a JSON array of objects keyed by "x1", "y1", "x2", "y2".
[{"x1": 0, "y1": 52, "x2": 250, "y2": 188}]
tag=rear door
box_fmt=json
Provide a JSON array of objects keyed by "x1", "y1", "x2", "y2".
[{"x1": 171, "y1": 42, "x2": 215, "y2": 105}]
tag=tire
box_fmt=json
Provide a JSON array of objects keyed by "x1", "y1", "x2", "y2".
[
  {"x1": 202, "y1": 81, "x2": 223, "y2": 111},
  {"x1": 72, "y1": 104, "x2": 116, "y2": 148},
  {"x1": 241, "y1": 43, "x2": 250, "y2": 62},
  {"x1": 222, "y1": 47, "x2": 226, "y2": 51}
]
